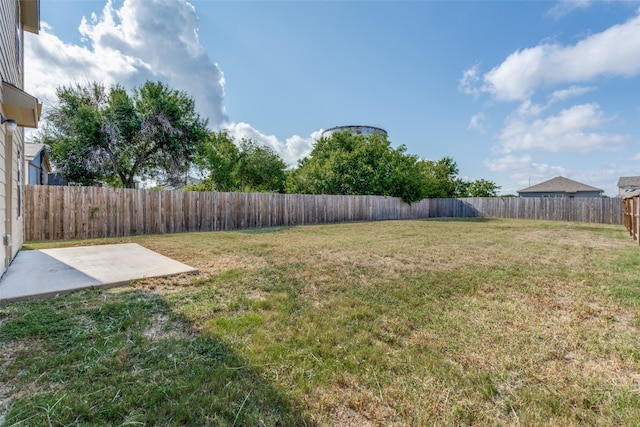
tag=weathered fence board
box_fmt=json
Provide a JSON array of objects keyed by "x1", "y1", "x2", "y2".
[
  {"x1": 622, "y1": 191, "x2": 640, "y2": 244},
  {"x1": 24, "y1": 186, "x2": 623, "y2": 241},
  {"x1": 444, "y1": 197, "x2": 623, "y2": 224}
]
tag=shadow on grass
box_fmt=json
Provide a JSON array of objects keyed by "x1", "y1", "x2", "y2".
[
  {"x1": 0, "y1": 289, "x2": 314, "y2": 426},
  {"x1": 422, "y1": 217, "x2": 495, "y2": 223},
  {"x1": 237, "y1": 226, "x2": 293, "y2": 234}
]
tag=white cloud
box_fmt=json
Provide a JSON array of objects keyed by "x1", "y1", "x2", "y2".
[
  {"x1": 486, "y1": 154, "x2": 568, "y2": 191},
  {"x1": 467, "y1": 113, "x2": 485, "y2": 133},
  {"x1": 485, "y1": 154, "x2": 566, "y2": 177},
  {"x1": 547, "y1": 85, "x2": 596, "y2": 104},
  {"x1": 458, "y1": 64, "x2": 482, "y2": 97},
  {"x1": 24, "y1": 0, "x2": 318, "y2": 165},
  {"x1": 482, "y1": 46, "x2": 549, "y2": 101},
  {"x1": 464, "y1": 11, "x2": 640, "y2": 101},
  {"x1": 498, "y1": 103, "x2": 626, "y2": 153},
  {"x1": 26, "y1": 0, "x2": 227, "y2": 126},
  {"x1": 546, "y1": 0, "x2": 592, "y2": 19},
  {"x1": 462, "y1": 4, "x2": 637, "y2": 196},
  {"x1": 527, "y1": 162, "x2": 567, "y2": 178},
  {"x1": 514, "y1": 99, "x2": 545, "y2": 118},
  {"x1": 485, "y1": 154, "x2": 534, "y2": 173},
  {"x1": 224, "y1": 122, "x2": 320, "y2": 165},
  {"x1": 25, "y1": 22, "x2": 145, "y2": 105}
]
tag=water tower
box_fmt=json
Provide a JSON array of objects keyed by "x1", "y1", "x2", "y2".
[{"x1": 321, "y1": 125, "x2": 387, "y2": 138}]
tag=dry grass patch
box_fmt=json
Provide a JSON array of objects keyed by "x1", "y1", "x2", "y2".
[{"x1": 143, "y1": 313, "x2": 195, "y2": 340}]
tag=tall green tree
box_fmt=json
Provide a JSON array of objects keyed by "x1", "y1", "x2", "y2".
[
  {"x1": 418, "y1": 157, "x2": 500, "y2": 198},
  {"x1": 236, "y1": 139, "x2": 287, "y2": 192},
  {"x1": 463, "y1": 179, "x2": 501, "y2": 197},
  {"x1": 194, "y1": 131, "x2": 287, "y2": 193},
  {"x1": 286, "y1": 131, "x2": 428, "y2": 203},
  {"x1": 35, "y1": 80, "x2": 208, "y2": 188},
  {"x1": 195, "y1": 131, "x2": 240, "y2": 192},
  {"x1": 419, "y1": 156, "x2": 465, "y2": 198}
]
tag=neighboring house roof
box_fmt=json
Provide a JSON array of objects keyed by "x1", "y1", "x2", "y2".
[
  {"x1": 25, "y1": 143, "x2": 50, "y2": 171},
  {"x1": 518, "y1": 176, "x2": 603, "y2": 194},
  {"x1": 617, "y1": 176, "x2": 640, "y2": 188},
  {"x1": 24, "y1": 142, "x2": 45, "y2": 159}
]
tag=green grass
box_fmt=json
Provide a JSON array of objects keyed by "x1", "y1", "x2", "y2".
[{"x1": 3, "y1": 218, "x2": 640, "y2": 425}]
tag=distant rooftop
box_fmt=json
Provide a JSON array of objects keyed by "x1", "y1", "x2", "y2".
[
  {"x1": 617, "y1": 176, "x2": 640, "y2": 187},
  {"x1": 518, "y1": 176, "x2": 603, "y2": 194},
  {"x1": 25, "y1": 143, "x2": 46, "y2": 159}
]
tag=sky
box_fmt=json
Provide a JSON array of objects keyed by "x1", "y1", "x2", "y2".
[{"x1": 23, "y1": 0, "x2": 640, "y2": 196}]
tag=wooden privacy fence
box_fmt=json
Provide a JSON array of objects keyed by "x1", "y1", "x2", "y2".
[
  {"x1": 622, "y1": 190, "x2": 640, "y2": 244},
  {"x1": 433, "y1": 197, "x2": 622, "y2": 224},
  {"x1": 24, "y1": 185, "x2": 623, "y2": 241},
  {"x1": 24, "y1": 186, "x2": 430, "y2": 241}
]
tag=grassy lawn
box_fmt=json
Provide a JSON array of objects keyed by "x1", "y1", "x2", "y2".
[{"x1": 2, "y1": 218, "x2": 640, "y2": 426}]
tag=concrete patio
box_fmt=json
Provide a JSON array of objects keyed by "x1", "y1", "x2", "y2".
[{"x1": 0, "y1": 243, "x2": 197, "y2": 305}]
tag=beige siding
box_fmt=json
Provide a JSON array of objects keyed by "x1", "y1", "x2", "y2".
[
  {"x1": 0, "y1": 127, "x2": 6, "y2": 254},
  {"x1": 0, "y1": 3, "x2": 11, "y2": 83},
  {"x1": 1, "y1": 0, "x2": 28, "y2": 273},
  {"x1": 0, "y1": 1, "x2": 11, "y2": 274},
  {"x1": 0, "y1": 1, "x2": 20, "y2": 85}
]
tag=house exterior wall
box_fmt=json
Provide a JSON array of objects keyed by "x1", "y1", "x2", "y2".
[
  {"x1": 618, "y1": 186, "x2": 640, "y2": 197},
  {"x1": 1, "y1": 0, "x2": 29, "y2": 271},
  {"x1": 27, "y1": 153, "x2": 38, "y2": 184},
  {"x1": 26, "y1": 151, "x2": 47, "y2": 184},
  {"x1": 519, "y1": 191, "x2": 602, "y2": 198},
  {"x1": 616, "y1": 177, "x2": 640, "y2": 197},
  {"x1": 0, "y1": 2, "x2": 22, "y2": 87},
  {"x1": 520, "y1": 192, "x2": 566, "y2": 198}
]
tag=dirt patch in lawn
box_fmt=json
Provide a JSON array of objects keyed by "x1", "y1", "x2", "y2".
[{"x1": 143, "y1": 313, "x2": 195, "y2": 340}]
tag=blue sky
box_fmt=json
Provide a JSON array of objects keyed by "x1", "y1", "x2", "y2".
[{"x1": 25, "y1": 0, "x2": 640, "y2": 195}]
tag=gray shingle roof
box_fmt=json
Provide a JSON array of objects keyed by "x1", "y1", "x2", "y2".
[
  {"x1": 518, "y1": 176, "x2": 603, "y2": 194},
  {"x1": 617, "y1": 176, "x2": 640, "y2": 187}
]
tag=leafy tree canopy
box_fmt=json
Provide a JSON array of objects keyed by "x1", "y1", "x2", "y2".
[
  {"x1": 192, "y1": 131, "x2": 287, "y2": 193},
  {"x1": 461, "y1": 178, "x2": 501, "y2": 197},
  {"x1": 419, "y1": 157, "x2": 501, "y2": 198},
  {"x1": 419, "y1": 157, "x2": 464, "y2": 198},
  {"x1": 285, "y1": 131, "x2": 428, "y2": 204},
  {"x1": 35, "y1": 80, "x2": 208, "y2": 188}
]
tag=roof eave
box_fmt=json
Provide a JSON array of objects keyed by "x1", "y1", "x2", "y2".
[
  {"x1": 20, "y1": 0, "x2": 40, "y2": 34},
  {"x1": 2, "y1": 81, "x2": 42, "y2": 128}
]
